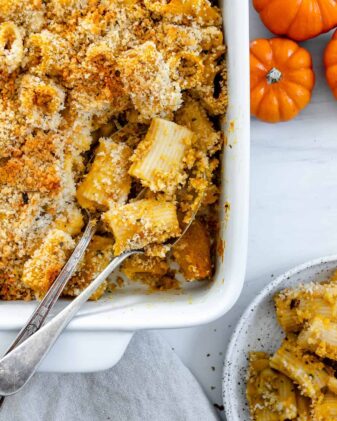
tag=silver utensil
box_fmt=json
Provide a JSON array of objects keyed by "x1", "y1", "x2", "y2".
[
  {"x1": 0, "y1": 216, "x2": 97, "y2": 406},
  {"x1": 0, "y1": 197, "x2": 201, "y2": 396},
  {"x1": 6, "y1": 218, "x2": 97, "y2": 353}
]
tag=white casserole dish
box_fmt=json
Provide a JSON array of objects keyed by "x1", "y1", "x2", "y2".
[{"x1": 0, "y1": 0, "x2": 250, "y2": 372}]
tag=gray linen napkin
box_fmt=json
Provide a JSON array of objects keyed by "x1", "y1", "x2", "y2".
[{"x1": 0, "y1": 331, "x2": 220, "y2": 421}]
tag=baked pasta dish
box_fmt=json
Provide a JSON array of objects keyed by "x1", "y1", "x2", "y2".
[
  {"x1": 0, "y1": 0, "x2": 227, "y2": 301},
  {"x1": 247, "y1": 270, "x2": 337, "y2": 421}
]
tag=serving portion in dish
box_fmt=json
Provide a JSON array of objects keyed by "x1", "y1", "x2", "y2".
[
  {"x1": 223, "y1": 257, "x2": 337, "y2": 421},
  {"x1": 0, "y1": 0, "x2": 228, "y2": 302},
  {"x1": 247, "y1": 269, "x2": 337, "y2": 421}
]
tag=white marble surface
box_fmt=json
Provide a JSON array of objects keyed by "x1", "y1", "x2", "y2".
[{"x1": 160, "y1": 4, "x2": 337, "y2": 417}]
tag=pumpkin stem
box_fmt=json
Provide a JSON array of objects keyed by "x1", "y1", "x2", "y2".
[{"x1": 266, "y1": 67, "x2": 282, "y2": 84}]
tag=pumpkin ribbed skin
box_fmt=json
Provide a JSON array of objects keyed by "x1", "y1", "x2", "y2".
[
  {"x1": 250, "y1": 38, "x2": 315, "y2": 123},
  {"x1": 325, "y1": 30, "x2": 337, "y2": 100},
  {"x1": 254, "y1": 0, "x2": 337, "y2": 41}
]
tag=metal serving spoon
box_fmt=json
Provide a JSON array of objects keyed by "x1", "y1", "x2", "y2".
[
  {"x1": 0, "y1": 193, "x2": 203, "y2": 397},
  {"x1": 0, "y1": 183, "x2": 149, "y2": 404},
  {"x1": 0, "y1": 216, "x2": 97, "y2": 407}
]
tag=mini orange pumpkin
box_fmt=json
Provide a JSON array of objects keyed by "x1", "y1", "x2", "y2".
[
  {"x1": 250, "y1": 38, "x2": 315, "y2": 123},
  {"x1": 324, "y1": 29, "x2": 337, "y2": 99},
  {"x1": 253, "y1": 0, "x2": 337, "y2": 41}
]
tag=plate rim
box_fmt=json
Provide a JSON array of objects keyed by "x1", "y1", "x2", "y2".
[{"x1": 222, "y1": 253, "x2": 337, "y2": 420}]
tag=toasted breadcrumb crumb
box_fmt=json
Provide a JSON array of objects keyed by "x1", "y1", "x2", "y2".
[{"x1": 0, "y1": 0, "x2": 227, "y2": 300}]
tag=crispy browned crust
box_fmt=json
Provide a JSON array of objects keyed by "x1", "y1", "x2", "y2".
[{"x1": 0, "y1": 0, "x2": 226, "y2": 300}]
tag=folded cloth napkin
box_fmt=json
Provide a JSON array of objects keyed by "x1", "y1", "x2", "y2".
[{"x1": 0, "y1": 331, "x2": 220, "y2": 421}]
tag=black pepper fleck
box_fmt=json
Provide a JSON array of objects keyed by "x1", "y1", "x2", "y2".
[{"x1": 22, "y1": 192, "x2": 29, "y2": 204}]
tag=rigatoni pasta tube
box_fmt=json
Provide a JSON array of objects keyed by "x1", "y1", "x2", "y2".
[
  {"x1": 269, "y1": 337, "x2": 331, "y2": 401},
  {"x1": 246, "y1": 352, "x2": 297, "y2": 421},
  {"x1": 274, "y1": 283, "x2": 337, "y2": 333},
  {"x1": 129, "y1": 118, "x2": 194, "y2": 195},
  {"x1": 298, "y1": 317, "x2": 337, "y2": 360},
  {"x1": 77, "y1": 139, "x2": 132, "y2": 211},
  {"x1": 103, "y1": 199, "x2": 180, "y2": 255}
]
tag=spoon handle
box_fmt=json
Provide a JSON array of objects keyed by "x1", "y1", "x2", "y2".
[
  {"x1": 0, "y1": 219, "x2": 96, "y2": 408},
  {"x1": 5, "y1": 219, "x2": 97, "y2": 355},
  {"x1": 0, "y1": 251, "x2": 137, "y2": 396}
]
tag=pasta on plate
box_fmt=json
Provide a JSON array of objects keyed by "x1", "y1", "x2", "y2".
[
  {"x1": 247, "y1": 270, "x2": 337, "y2": 421},
  {"x1": 0, "y1": 0, "x2": 227, "y2": 301}
]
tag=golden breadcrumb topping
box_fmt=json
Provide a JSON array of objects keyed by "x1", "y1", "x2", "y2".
[
  {"x1": 22, "y1": 229, "x2": 75, "y2": 298},
  {"x1": 63, "y1": 235, "x2": 114, "y2": 300},
  {"x1": 117, "y1": 42, "x2": 182, "y2": 122},
  {"x1": 0, "y1": 0, "x2": 227, "y2": 300}
]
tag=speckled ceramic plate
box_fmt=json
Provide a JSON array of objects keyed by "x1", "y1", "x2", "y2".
[{"x1": 223, "y1": 255, "x2": 337, "y2": 421}]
